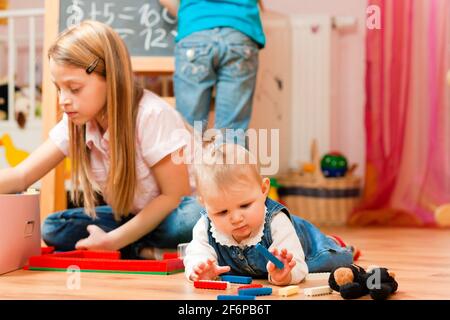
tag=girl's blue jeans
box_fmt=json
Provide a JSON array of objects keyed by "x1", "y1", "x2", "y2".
[{"x1": 41, "y1": 196, "x2": 203, "y2": 259}]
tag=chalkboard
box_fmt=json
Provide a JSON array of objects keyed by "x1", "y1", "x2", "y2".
[{"x1": 59, "y1": 0, "x2": 178, "y2": 57}]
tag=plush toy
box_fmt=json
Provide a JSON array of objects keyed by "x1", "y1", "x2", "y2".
[
  {"x1": 328, "y1": 264, "x2": 398, "y2": 300},
  {"x1": 14, "y1": 93, "x2": 29, "y2": 128},
  {"x1": 366, "y1": 267, "x2": 398, "y2": 300},
  {"x1": 14, "y1": 86, "x2": 42, "y2": 129}
]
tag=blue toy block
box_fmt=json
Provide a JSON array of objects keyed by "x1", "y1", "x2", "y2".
[
  {"x1": 255, "y1": 243, "x2": 284, "y2": 269},
  {"x1": 217, "y1": 295, "x2": 255, "y2": 300},
  {"x1": 220, "y1": 275, "x2": 252, "y2": 284},
  {"x1": 238, "y1": 287, "x2": 273, "y2": 296}
]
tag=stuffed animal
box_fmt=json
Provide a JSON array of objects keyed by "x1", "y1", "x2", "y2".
[
  {"x1": 366, "y1": 267, "x2": 398, "y2": 300},
  {"x1": 14, "y1": 86, "x2": 42, "y2": 128},
  {"x1": 14, "y1": 93, "x2": 29, "y2": 128},
  {"x1": 328, "y1": 264, "x2": 398, "y2": 300}
]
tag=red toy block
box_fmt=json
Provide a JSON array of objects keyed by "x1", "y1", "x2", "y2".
[
  {"x1": 26, "y1": 250, "x2": 184, "y2": 275},
  {"x1": 49, "y1": 250, "x2": 121, "y2": 260},
  {"x1": 162, "y1": 252, "x2": 178, "y2": 259},
  {"x1": 194, "y1": 280, "x2": 230, "y2": 290},
  {"x1": 41, "y1": 247, "x2": 55, "y2": 255},
  {"x1": 238, "y1": 283, "x2": 263, "y2": 290}
]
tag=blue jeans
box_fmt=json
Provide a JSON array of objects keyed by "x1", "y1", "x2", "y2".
[
  {"x1": 174, "y1": 27, "x2": 259, "y2": 134},
  {"x1": 41, "y1": 196, "x2": 203, "y2": 259}
]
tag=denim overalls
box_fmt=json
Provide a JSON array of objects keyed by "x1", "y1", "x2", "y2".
[{"x1": 204, "y1": 197, "x2": 353, "y2": 277}]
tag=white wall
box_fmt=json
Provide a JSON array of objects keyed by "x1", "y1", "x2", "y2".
[
  {"x1": 264, "y1": 0, "x2": 366, "y2": 175},
  {"x1": 0, "y1": 0, "x2": 45, "y2": 85}
]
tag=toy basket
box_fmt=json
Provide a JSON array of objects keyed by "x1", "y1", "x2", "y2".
[{"x1": 277, "y1": 141, "x2": 361, "y2": 226}]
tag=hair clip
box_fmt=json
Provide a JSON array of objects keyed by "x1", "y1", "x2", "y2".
[{"x1": 86, "y1": 57, "x2": 100, "y2": 74}]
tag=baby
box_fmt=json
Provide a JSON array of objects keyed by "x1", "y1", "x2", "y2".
[{"x1": 184, "y1": 143, "x2": 353, "y2": 285}]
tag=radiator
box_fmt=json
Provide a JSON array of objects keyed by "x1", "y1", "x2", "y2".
[{"x1": 250, "y1": 11, "x2": 339, "y2": 174}]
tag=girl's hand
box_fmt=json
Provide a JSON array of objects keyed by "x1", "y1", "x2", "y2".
[
  {"x1": 266, "y1": 248, "x2": 296, "y2": 286},
  {"x1": 75, "y1": 225, "x2": 117, "y2": 251},
  {"x1": 189, "y1": 258, "x2": 231, "y2": 281}
]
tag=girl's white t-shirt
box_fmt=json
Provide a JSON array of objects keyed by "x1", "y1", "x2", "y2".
[{"x1": 49, "y1": 90, "x2": 195, "y2": 214}]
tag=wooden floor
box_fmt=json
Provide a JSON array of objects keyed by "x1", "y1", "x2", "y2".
[{"x1": 1, "y1": 227, "x2": 449, "y2": 300}]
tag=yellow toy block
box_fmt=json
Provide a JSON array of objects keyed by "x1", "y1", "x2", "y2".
[{"x1": 278, "y1": 285, "x2": 299, "y2": 297}]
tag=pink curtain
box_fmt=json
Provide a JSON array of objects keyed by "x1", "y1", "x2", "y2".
[{"x1": 350, "y1": 0, "x2": 450, "y2": 227}]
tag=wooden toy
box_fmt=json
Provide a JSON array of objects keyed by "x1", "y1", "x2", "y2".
[
  {"x1": 220, "y1": 275, "x2": 252, "y2": 284},
  {"x1": 303, "y1": 285, "x2": 333, "y2": 296},
  {"x1": 217, "y1": 295, "x2": 255, "y2": 300},
  {"x1": 194, "y1": 280, "x2": 230, "y2": 290},
  {"x1": 238, "y1": 284, "x2": 263, "y2": 290},
  {"x1": 25, "y1": 250, "x2": 184, "y2": 275},
  {"x1": 305, "y1": 272, "x2": 331, "y2": 281},
  {"x1": 238, "y1": 287, "x2": 272, "y2": 296},
  {"x1": 278, "y1": 285, "x2": 299, "y2": 297}
]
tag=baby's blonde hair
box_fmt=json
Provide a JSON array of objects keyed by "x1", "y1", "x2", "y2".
[
  {"x1": 48, "y1": 21, "x2": 143, "y2": 220},
  {"x1": 194, "y1": 141, "x2": 263, "y2": 199}
]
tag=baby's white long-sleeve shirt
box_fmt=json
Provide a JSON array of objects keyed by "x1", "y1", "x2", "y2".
[{"x1": 183, "y1": 211, "x2": 309, "y2": 284}]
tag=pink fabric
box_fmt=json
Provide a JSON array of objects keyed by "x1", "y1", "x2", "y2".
[
  {"x1": 350, "y1": 0, "x2": 450, "y2": 226},
  {"x1": 49, "y1": 90, "x2": 195, "y2": 214}
]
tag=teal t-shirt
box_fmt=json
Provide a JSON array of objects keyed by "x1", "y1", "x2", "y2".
[{"x1": 176, "y1": 0, "x2": 266, "y2": 48}]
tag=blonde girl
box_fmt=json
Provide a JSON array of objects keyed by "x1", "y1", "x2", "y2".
[{"x1": 0, "y1": 21, "x2": 202, "y2": 258}]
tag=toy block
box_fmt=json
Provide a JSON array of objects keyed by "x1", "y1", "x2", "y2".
[
  {"x1": 255, "y1": 244, "x2": 284, "y2": 269},
  {"x1": 220, "y1": 275, "x2": 252, "y2": 284},
  {"x1": 177, "y1": 243, "x2": 189, "y2": 259},
  {"x1": 49, "y1": 250, "x2": 121, "y2": 260},
  {"x1": 41, "y1": 247, "x2": 55, "y2": 255},
  {"x1": 278, "y1": 285, "x2": 300, "y2": 297},
  {"x1": 303, "y1": 285, "x2": 333, "y2": 296},
  {"x1": 194, "y1": 280, "x2": 230, "y2": 290},
  {"x1": 238, "y1": 287, "x2": 272, "y2": 296},
  {"x1": 26, "y1": 250, "x2": 184, "y2": 275},
  {"x1": 24, "y1": 188, "x2": 39, "y2": 195},
  {"x1": 163, "y1": 252, "x2": 178, "y2": 259},
  {"x1": 305, "y1": 272, "x2": 331, "y2": 281},
  {"x1": 238, "y1": 284, "x2": 263, "y2": 290},
  {"x1": 217, "y1": 295, "x2": 255, "y2": 300},
  {"x1": 29, "y1": 257, "x2": 183, "y2": 273}
]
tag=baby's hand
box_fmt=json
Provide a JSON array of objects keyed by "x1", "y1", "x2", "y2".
[
  {"x1": 189, "y1": 258, "x2": 231, "y2": 281},
  {"x1": 266, "y1": 248, "x2": 296, "y2": 286}
]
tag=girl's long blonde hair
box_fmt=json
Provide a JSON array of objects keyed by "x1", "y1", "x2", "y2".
[{"x1": 48, "y1": 20, "x2": 143, "y2": 220}]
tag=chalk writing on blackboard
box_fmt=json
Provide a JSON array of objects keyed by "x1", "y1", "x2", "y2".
[{"x1": 60, "y1": 0, "x2": 178, "y2": 56}]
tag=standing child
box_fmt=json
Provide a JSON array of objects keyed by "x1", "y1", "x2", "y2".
[
  {"x1": 160, "y1": 0, "x2": 265, "y2": 142},
  {"x1": 184, "y1": 143, "x2": 354, "y2": 285},
  {"x1": 0, "y1": 21, "x2": 203, "y2": 259}
]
